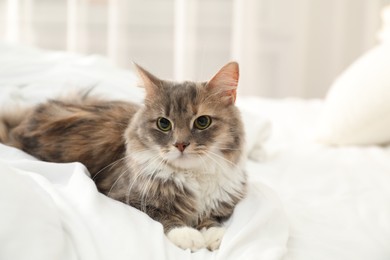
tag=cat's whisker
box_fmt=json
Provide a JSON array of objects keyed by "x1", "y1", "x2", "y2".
[
  {"x1": 201, "y1": 152, "x2": 229, "y2": 172},
  {"x1": 126, "y1": 169, "x2": 148, "y2": 204},
  {"x1": 125, "y1": 156, "x2": 158, "y2": 192},
  {"x1": 107, "y1": 167, "x2": 130, "y2": 197},
  {"x1": 140, "y1": 174, "x2": 155, "y2": 212},
  {"x1": 196, "y1": 154, "x2": 210, "y2": 175},
  {"x1": 125, "y1": 171, "x2": 143, "y2": 204},
  {"x1": 139, "y1": 158, "x2": 165, "y2": 212},
  {"x1": 214, "y1": 146, "x2": 242, "y2": 151},
  {"x1": 125, "y1": 153, "x2": 162, "y2": 204},
  {"x1": 147, "y1": 158, "x2": 167, "y2": 196},
  {"x1": 211, "y1": 141, "x2": 243, "y2": 151},
  {"x1": 207, "y1": 150, "x2": 242, "y2": 169},
  {"x1": 201, "y1": 151, "x2": 241, "y2": 177},
  {"x1": 124, "y1": 155, "x2": 152, "y2": 201},
  {"x1": 92, "y1": 154, "x2": 131, "y2": 181},
  {"x1": 93, "y1": 148, "x2": 154, "y2": 182}
]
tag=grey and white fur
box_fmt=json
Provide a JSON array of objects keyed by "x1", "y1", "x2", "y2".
[{"x1": 0, "y1": 62, "x2": 247, "y2": 251}]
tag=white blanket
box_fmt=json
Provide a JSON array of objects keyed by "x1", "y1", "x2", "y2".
[
  {"x1": 0, "y1": 144, "x2": 288, "y2": 260},
  {"x1": 239, "y1": 98, "x2": 390, "y2": 260}
]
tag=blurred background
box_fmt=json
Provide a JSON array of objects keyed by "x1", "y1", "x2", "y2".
[{"x1": 0, "y1": 0, "x2": 390, "y2": 98}]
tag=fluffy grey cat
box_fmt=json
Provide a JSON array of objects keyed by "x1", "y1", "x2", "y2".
[{"x1": 0, "y1": 62, "x2": 247, "y2": 251}]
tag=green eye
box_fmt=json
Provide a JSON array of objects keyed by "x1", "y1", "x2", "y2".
[
  {"x1": 157, "y1": 117, "x2": 172, "y2": 131},
  {"x1": 194, "y1": 116, "x2": 212, "y2": 130}
]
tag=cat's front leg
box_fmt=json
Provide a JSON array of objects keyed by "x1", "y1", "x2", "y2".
[
  {"x1": 197, "y1": 218, "x2": 227, "y2": 251},
  {"x1": 166, "y1": 226, "x2": 206, "y2": 252},
  {"x1": 154, "y1": 214, "x2": 206, "y2": 251},
  {"x1": 201, "y1": 226, "x2": 226, "y2": 251},
  {"x1": 167, "y1": 222, "x2": 225, "y2": 251}
]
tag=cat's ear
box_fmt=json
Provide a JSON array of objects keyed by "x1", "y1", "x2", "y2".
[
  {"x1": 206, "y1": 62, "x2": 239, "y2": 105},
  {"x1": 133, "y1": 63, "x2": 162, "y2": 97}
]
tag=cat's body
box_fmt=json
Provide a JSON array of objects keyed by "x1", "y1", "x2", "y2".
[
  {"x1": 0, "y1": 62, "x2": 247, "y2": 251},
  {"x1": 7, "y1": 99, "x2": 138, "y2": 197}
]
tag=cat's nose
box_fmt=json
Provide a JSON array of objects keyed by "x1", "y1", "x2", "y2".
[{"x1": 173, "y1": 142, "x2": 190, "y2": 153}]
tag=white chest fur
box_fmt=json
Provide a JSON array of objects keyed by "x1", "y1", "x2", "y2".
[
  {"x1": 130, "y1": 148, "x2": 246, "y2": 218},
  {"x1": 184, "y1": 164, "x2": 245, "y2": 215},
  {"x1": 140, "y1": 152, "x2": 246, "y2": 216}
]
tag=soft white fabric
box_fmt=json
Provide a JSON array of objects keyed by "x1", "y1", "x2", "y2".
[
  {"x1": 0, "y1": 43, "x2": 143, "y2": 105},
  {"x1": 318, "y1": 42, "x2": 390, "y2": 145},
  {"x1": 238, "y1": 106, "x2": 272, "y2": 162},
  {"x1": 0, "y1": 144, "x2": 288, "y2": 260},
  {"x1": 239, "y1": 97, "x2": 390, "y2": 260}
]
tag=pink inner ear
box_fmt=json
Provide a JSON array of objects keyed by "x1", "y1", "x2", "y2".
[
  {"x1": 208, "y1": 62, "x2": 239, "y2": 104},
  {"x1": 133, "y1": 63, "x2": 162, "y2": 98},
  {"x1": 227, "y1": 89, "x2": 237, "y2": 104}
]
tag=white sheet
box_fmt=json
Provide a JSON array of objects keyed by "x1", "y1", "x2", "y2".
[
  {"x1": 0, "y1": 144, "x2": 288, "y2": 260},
  {"x1": 1, "y1": 43, "x2": 390, "y2": 260},
  {"x1": 239, "y1": 98, "x2": 390, "y2": 260}
]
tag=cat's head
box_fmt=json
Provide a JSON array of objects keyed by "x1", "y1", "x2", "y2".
[{"x1": 126, "y1": 62, "x2": 244, "y2": 171}]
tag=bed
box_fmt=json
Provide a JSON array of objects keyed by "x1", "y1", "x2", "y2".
[{"x1": 0, "y1": 42, "x2": 390, "y2": 260}]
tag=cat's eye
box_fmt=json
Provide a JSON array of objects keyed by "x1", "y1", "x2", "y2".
[
  {"x1": 194, "y1": 116, "x2": 212, "y2": 130},
  {"x1": 157, "y1": 117, "x2": 172, "y2": 131}
]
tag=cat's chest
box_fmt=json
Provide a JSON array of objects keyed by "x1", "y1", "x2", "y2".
[
  {"x1": 132, "y1": 153, "x2": 245, "y2": 215},
  {"x1": 169, "y1": 164, "x2": 245, "y2": 214}
]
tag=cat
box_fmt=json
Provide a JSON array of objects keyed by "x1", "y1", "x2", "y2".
[{"x1": 0, "y1": 62, "x2": 247, "y2": 251}]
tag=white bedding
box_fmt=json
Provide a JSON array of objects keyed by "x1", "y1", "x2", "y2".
[
  {"x1": 239, "y1": 98, "x2": 390, "y2": 259},
  {"x1": 1, "y1": 43, "x2": 390, "y2": 260}
]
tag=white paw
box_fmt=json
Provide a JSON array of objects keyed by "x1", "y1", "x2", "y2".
[
  {"x1": 201, "y1": 226, "x2": 226, "y2": 251},
  {"x1": 167, "y1": 226, "x2": 206, "y2": 251}
]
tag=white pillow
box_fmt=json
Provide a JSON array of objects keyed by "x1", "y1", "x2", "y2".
[{"x1": 318, "y1": 43, "x2": 390, "y2": 145}]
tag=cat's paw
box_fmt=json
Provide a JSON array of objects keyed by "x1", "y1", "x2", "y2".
[
  {"x1": 167, "y1": 226, "x2": 206, "y2": 251},
  {"x1": 201, "y1": 226, "x2": 226, "y2": 251}
]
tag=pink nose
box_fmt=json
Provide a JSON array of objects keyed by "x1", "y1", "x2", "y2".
[{"x1": 174, "y1": 142, "x2": 190, "y2": 152}]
